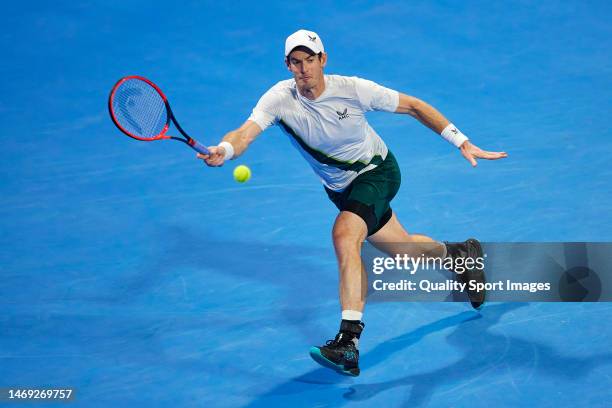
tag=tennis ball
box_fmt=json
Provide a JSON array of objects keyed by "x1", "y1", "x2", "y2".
[{"x1": 233, "y1": 165, "x2": 251, "y2": 183}]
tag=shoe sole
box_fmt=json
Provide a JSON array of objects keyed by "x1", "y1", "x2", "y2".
[{"x1": 309, "y1": 347, "x2": 360, "y2": 376}]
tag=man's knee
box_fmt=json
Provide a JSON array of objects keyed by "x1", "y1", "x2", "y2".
[{"x1": 332, "y1": 212, "x2": 367, "y2": 247}]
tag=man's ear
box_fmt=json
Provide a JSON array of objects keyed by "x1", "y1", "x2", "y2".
[
  {"x1": 285, "y1": 57, "x2": 292, "y2": 72},
  {"x1": 320, "y1": 52, "x2": 328, "y2": 68}
]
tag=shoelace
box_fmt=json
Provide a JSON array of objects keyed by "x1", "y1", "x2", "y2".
[{"x1": 325, "y1": 332, "x2": 353, "y2": 347}]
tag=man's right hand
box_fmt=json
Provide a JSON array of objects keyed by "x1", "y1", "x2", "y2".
[
  {"x1": 196, "y1": 146, "x2": 226, "y2": 167},
  {"x1": 195, "y1": 120, "x2": 263, "y2": 167}
]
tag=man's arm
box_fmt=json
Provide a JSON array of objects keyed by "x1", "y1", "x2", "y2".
[
  {"x1": 395, "y1": 93, "x2": 450, "y2": 134},
  {"x1": 395, "y1": 92, "x2": 508, "y2": 167},
  {"x1": 197, "y1": 120, "x2": 263, "y2": 167}
]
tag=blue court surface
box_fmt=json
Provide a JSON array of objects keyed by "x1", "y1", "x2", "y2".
[{"x1": 2, "y1": 1, "x2": 612, "y2": 407}]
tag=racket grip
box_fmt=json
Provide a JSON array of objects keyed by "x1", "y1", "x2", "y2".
[{"x1": 189, "y1": 139, "x2": 210, "y2": 155}]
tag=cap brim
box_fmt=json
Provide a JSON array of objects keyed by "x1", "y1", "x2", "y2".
[{"x1": 286, "y1": 45, "x2": 319, "y2": 57}]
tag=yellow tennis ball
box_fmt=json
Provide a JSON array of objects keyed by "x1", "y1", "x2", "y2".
[{"x1": 233, "y1": 165, "x2": 251, "y2": 183}]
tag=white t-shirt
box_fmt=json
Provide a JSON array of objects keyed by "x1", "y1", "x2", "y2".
[{"x1": 248, "y1": 74, "x2": 399, "y2": 191}]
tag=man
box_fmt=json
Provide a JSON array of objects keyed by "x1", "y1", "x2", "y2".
[{"x1": 198, "y1": 29, "x2": 508, "y2": 376}]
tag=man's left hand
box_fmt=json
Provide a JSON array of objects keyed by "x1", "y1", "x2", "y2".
[{"x1": 459, "y1": 141, "x2": 508, "y2": 167}]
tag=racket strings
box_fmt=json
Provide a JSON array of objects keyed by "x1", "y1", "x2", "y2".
[{"x1": 112, "y1": 79, "x2": 168, "y2": 139}]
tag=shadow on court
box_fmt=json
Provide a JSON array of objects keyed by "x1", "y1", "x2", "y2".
[
  {"x1": 104, "y1": 224, "x2": 339, "y2": 341},
  {"x1": 349, "y1": 302, "x2": 612, "y2": 406},
  {"x1": 246, "y1": 303, "x2": 612, "y2": 407},
  {"x1": 4, "y1": 224, "x2": 611, "y2": 406}
]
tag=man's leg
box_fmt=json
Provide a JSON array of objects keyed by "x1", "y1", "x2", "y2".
[
  {"x1": 368, "y1": 211, "x2": 486, "y2": 309},
  {"x1": 332, "y1": 211, "x2": 368, "y2": 312},
  {"x1": 367, "y1": 211, "x2": 446, "y2": 258},
  {"x1": 309, "y1": 210, "x2": 367, "y2": 377}
]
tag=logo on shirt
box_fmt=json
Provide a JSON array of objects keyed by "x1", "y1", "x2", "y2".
[{"x1": 336, "y1": 108, "x2": 349, "y2": 120}]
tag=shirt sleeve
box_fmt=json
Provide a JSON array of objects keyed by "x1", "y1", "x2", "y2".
[
  {"x1": 352, "y1": 77, "x2": 400, "y2": 113},
  {"x1": 247, "y1": 86, "x2": 282, "y2": 131}
]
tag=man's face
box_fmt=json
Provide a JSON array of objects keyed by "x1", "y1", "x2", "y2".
[{"x1": 286, "y1": 49, "x2": 327, "y2": 90}]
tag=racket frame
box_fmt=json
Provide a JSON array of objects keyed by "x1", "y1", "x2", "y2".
[{"x1": 108, "y1": 75, "x2": 210, "y2": 154}]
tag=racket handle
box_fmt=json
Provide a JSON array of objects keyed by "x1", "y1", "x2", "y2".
[{"x1": 189, "y1": 139, "x2": 210, "y2": 155}]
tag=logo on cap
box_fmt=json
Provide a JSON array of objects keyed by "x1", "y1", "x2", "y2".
[{"x1": 307, "y1": 34, "x2": 317, "y2": 42}]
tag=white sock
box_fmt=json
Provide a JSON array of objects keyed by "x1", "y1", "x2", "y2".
[{"x1": 342, "y1": 310, "x2": 363, "y2": 321}]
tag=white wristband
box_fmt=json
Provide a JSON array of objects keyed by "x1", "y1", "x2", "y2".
[
  {"x1": 441, "y1": 123, "x2": 469, "y2": 148},
  {"x1": 218, "y1": 141, "x2": 235, "y2": 160}
]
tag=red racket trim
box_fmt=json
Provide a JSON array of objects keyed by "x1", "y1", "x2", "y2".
[{"x1": 108, "y1": 75, "x2": 171, "y2": 141}]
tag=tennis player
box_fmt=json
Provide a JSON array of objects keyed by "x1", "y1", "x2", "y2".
[{"x1": 198, "y1": 29, "x2": 508, "y2": 376}]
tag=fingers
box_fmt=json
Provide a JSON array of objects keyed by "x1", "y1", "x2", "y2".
[
  {"x1": 461, "y1": 141, "x2": 508, "y2": 166},
  {"x1": 196, "y1": 148, "x2": 225, "y2": 167},
  {"x1": 462, "y1": 150, "x2": 478, "y2": 167},
  {"x1": 474, "y1": 150, "x2": 509, "y2": 160},
  {"x1": 468, "y1": 155, "x2": 477, "y2": 167}
]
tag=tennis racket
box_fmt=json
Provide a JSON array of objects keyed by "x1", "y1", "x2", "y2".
[{"x1": 108, "y1": 75, "x2": 210, "y2": 155}]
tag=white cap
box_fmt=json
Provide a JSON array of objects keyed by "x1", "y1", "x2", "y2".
[{"x1": 284, "y1": 29, "x2": 324, "y2": 57}]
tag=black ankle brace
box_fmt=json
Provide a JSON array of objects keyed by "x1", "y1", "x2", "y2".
[{"x1": 340, "y1": 319, "x2": 365, "y2": 339}]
